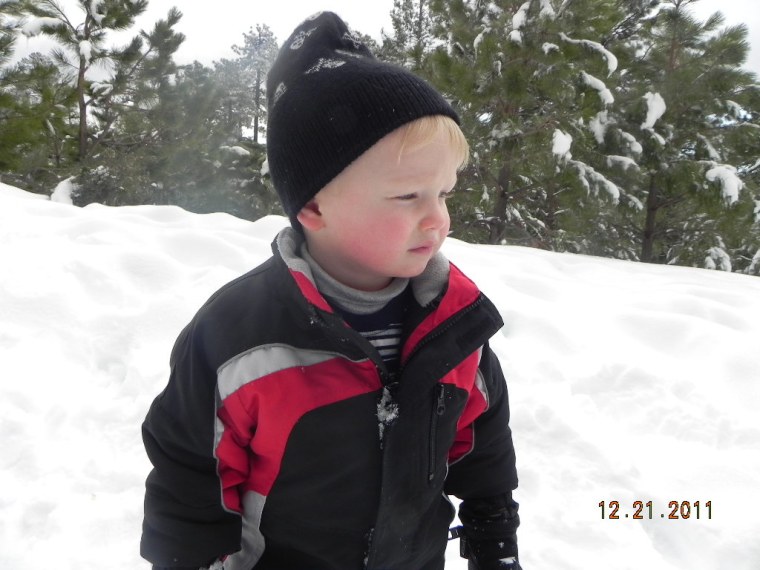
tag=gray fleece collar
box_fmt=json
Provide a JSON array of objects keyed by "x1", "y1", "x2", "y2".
[{"x1": 275, "y1": 227, "x2": 449, "y2": 309}]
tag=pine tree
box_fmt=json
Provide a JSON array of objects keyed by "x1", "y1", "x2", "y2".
[
  {"x1": 0, "y1": 0, "x2": 20, "y2": 66},
  {"x1": 380, "y1": 0, "x2": 433, "y2": 71},
  {"x1": 0, "y1": 54, "x2": 77, "y2": 191},
  {"x1": 230, "y1": 24, "x2": 278, "y2": 143},
  {"x1": 15, "y1": 0, "x2": 149, "y2": 161},
  {"x1": 90, "y1": 7, "x2": 185, "y2": 158},
  {"x1": 613, "y1": 0, "x2": 760, "y2": 270},
  {"x1": 427, "y1": 0, "x2": 635, "y2": 247}
]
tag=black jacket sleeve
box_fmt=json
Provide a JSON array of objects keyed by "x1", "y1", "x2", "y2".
[
  {"x1": 459, "y1": 492, "x2": 521, "y2": 568},
  {"x1": 141, "y1": 321, "x2": 242, "y2": 567},
  {"x1": 445, "y1": 344, "x2": 521, "y2": 566}
]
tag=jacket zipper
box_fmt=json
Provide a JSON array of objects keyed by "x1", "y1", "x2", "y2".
[{"x1": 428, "y1": 383, "x2": 447, "y2": 483}]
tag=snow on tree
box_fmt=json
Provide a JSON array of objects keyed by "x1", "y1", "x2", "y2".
[
  {"x1": 641, "y1": 92, "x2": 666, "y2": 129},
  {"x1": 427, "y1": 0, "x2": 640, "y2": 250},
  {"x1": 613, "y1": 0, "x2": 760, "y2": 270}
]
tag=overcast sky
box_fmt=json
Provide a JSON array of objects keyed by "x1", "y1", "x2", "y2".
[{"x1": 12, "y1": 1, "x2": 760, "y2": 75}]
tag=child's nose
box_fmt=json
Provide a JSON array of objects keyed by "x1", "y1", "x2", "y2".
[{"x1": 421, "y1": 199, "x2": 449, "y2": 231}]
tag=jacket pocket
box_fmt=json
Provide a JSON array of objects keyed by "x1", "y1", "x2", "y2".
[{"x1": 428, "y1": 383, "x2": 448, "y2": 484}]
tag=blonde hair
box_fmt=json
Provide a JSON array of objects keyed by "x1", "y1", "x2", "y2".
[{"x1": 397, "y1": 115, "x2": 470, "y2": 171}]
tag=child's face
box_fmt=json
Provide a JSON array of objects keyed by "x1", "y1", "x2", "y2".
[{"x1": 298, "y1": 123, "x2": 459, "y2": 291}]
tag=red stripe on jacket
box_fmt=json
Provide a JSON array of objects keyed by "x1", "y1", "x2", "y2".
[{"x1": 215, "y1": 356, "x2": 381, "y2": 513}]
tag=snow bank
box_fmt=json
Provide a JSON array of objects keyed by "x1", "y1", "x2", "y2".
[{"x1": 1, "y1": 186, "x2": 759, "y2": 570}]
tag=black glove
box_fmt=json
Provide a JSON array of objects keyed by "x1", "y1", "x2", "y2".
[{"x1": 459, "y1": 493, "x2": 521, "y2": 570}]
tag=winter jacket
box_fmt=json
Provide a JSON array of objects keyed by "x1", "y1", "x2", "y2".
[{"x1": 141, "y1": 229, "x2": 519, "y2": 570}]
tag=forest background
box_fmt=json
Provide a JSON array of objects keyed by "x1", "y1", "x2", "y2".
[{"x1": 2, "y1": 0, "x2": 759, "y2": 274}]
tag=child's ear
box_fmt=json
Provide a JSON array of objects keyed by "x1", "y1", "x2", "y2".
[{"x1": 296, "y1": 200, "x2": 325, "y2": 231}]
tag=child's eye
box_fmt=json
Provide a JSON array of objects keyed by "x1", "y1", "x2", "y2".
[
  {"x1": 393, "y1": 193, "x2": 417, "y2": 201},
  {"x1": 440, "y1": 190, "x2": 455, "y2": 200}
]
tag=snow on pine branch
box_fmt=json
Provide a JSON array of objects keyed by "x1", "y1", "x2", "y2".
[
  {"x1": 705, "y1": 164, "x2": 743, "y2": 205},
  {"x1": 697, "y1": 134, "x2": 721, "y2": 162},
  {"x1": 512, "y1": 1, "x2": 530, "y2": 30},
  {"x1": 509, "y1": 1, "x2": 530, "y2": 45},
  {"x1": 20, "y1": 17, "x2": 64, "y2": 37},
  {"x1": 705, "y1": 247, "x2": 732, "y2": 272},
  {"x1": 89, "y1": 0, "x2": 106, "y2": 25},
  {"x1": 538, "y1": 0, "x2": 556, "y2": 18},
  {"x1": 569, "y1": 159, "x2": 621, "y2": 204},
  {"x1": 552, "y1": 129, "x2": 573, "y2": 160},
  {"x1": 79, "y1": 40, "x2": 93, "y2": 65},
  {"x1": 589, "y1": 111, "x2": 608, "y2": 144},
  {"x1": 220, "y1": 146, "x2": 251, "y2": 157},
  {"x1": 619, "y1": 131, "x2": 643, "y2": 155},
  {"x1": 606, "y1": 155, "x2": 639, "y2": 171},
  {"x1": 559, "y1": 33, "x2": 618, "y2": 76},
  {"x1": 641, "y1": 92, "x2": 666, "y2": 129},
  {"x1": 581, "y1": 72, "x2": 614, "y2": 106},
  {"x1": 553, "y1": 131, "x2": 627, "y2": 205}
]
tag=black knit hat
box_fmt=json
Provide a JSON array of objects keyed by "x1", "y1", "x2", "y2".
[{"x1": 266, "y1": 11, "x2": 459, "y2": 226}]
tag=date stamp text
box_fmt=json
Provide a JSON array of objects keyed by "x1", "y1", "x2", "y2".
[{"x1": 599, "y1": 500, "x2": 712, "y2": 520}]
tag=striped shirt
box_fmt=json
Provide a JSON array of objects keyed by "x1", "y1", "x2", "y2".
[
  {"x1": 299, "y1": 245, "x2": 412, "y2": 372},
  {"x1": 331, "y1": 288, "x2": 411, "y2": 372}
]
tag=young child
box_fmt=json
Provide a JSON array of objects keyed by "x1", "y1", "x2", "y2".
[{"x1": 141, "y1": 11, "x2": 521, "y2": 570}]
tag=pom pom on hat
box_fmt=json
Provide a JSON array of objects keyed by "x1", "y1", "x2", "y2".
[{"x1": 265, "y1": 11, "x2": 459, "y2": 227}]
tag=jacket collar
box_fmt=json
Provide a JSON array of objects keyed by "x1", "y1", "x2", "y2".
[{"x1": 273, "y1": 227, "x2": 451, "y2": 310}]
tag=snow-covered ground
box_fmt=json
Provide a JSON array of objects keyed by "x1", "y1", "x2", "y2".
[{"x1": 1, "y1": 182, "x2": 759, "y2": 569}]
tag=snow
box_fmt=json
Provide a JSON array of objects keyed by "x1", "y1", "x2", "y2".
[
  {"x1": 705, "y1": 164, "x2": 744, "y2": 204},
  {"x1": 581, "y1": 71, "x2": 614, "y2": 106},
  {"x1": 20, "y1": 16, "x2": 63, "y2": 37},
  {"x1": 642, "y1": 92, "x2": 667, "y2": 129},
  {"x1": 649, "y1": 130, "x2": 667, "y2": 146},
  {"x1": 705, "y1": 247, "x2": 732, "y2": 272},
  {"x1": 1, "y1": 182, "x2": 760, "y2": 569},
  {"x1": 220, "y1": 145, "x2": 251, "y2": 157},
  {"x1": 78, "y1": 40, "x2": 93, "y2": 65},
  {"x1": 49, "y1": 177, "x2": 76, "y2": 205},
  {"x1": 474, "y1": 29, "x2": 488, "y2": 53},
  {"x1": 620, "y1": 130, "x2": 643, "y2": 155},
  {"x1": 570, "y1": 160, "x2": 621, "y2": 203},
  {"x1": 589, "y1": 110, "x2": 608, "y2": 144},
  {"x1": 89, "y1": 0, "x2": 105, "y2": 25},
  {"x1": 537, "y1": 0, "x2": 555, "y2": 19},
  {"x1": 542, "y1": 42, "x2": 559, "y2": 55},
  {"x1": 725, "y1": 100, "x2": 746, "y2": 119},
  {"x1": 377, "y1": 386, "x2": 399, "y2": 442},
  {"x1": 559, "y1": 33, "x2": 618, "y2": 76},
  {"x1": 552, "y1": 129, "x2": 572, "y2": 159},
  {"x1": 606, "y1": 155, "x2": 639, "y2": 171},
  {"x1": 512, "y1": 2, "x2": 530, "y2": 30},
  {"x1": 697, "y1": 134, "x2": 721, "y2": 162},
  {"x1": 90, "y1": 81, "x2": 114, "y2": 95}
]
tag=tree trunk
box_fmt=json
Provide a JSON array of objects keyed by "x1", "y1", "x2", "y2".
[
  {"x1": 253, "y1": 68, "x2": 261, "y2": 143},
  {"x1": 77, "y1": 57, "x2": 88, "y2": 160},
  {"x1": 489, "y1": 163, "x2": 511, "y2": 245},
  {"x1": 641, "y1": 173, "x2": 658, "y2": 262}
]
